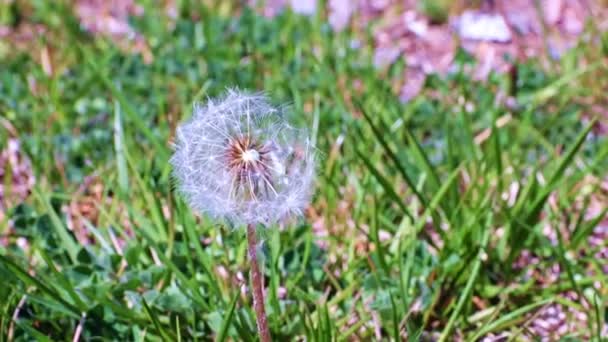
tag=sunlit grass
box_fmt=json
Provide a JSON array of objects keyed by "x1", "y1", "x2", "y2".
[{"x1": 1, "y1": 2, "x2": 607, "y2": 340}]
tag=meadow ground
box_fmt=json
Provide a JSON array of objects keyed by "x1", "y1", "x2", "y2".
[{"x1": 1, "y1": 1, "x2": 607, "y2": 341}]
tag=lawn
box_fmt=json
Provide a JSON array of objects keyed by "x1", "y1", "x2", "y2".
[{"x1": 1, "y1": 1, "x2": 607, "y2": 341}]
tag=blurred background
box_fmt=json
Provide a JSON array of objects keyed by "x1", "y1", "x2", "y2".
[{"x1": 1, "y1": 1, "x2": 607, "y2": 340}]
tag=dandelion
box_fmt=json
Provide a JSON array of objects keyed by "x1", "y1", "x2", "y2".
[
  {"x1": 171, "y1": 89, "x2": 315, "y2": 226},
  {"x1": 171, "y1": 89, "x2": 316, "y2": 341}
]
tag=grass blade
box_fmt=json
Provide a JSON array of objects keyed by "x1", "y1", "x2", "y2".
[
  {"x1": 114, "y1": 100, "x2": 129, "y2": 195},
  {"x1": 529, "y1": 118, "x2": 597, "y2": 213},
  {"x1": 355, "y1": 147, "x2": 414, "y2": 222},
  {"x1": 33, "y1": 189, "x2": 79, "y2": 263},
  {"x1": 142, "y1": 297, "x2": 174, "y2": 341},
  {"x1": 356, "y1": 100, "x2": 428, "y2": 208},
  {"x1": 0, "y1": 256, "x2": 80, "y2": 317},
  {"x1": 470, "y1": 298, "x2": 553, "y2": 339},
  {"x1": 438, "y1": 220, "x2": 490, "y2": 342},
  {"x1": 216, "y1": 292, "x2": 239, "y2": 342}
]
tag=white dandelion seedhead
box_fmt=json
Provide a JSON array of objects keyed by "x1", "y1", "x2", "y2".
[{"x1": 171, "y1": 89, "x2": 316, "y2": 226}]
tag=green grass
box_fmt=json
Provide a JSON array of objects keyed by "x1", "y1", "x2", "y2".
[{"x1": 1, "y1": 2, "x2": 607, "y2": 341}]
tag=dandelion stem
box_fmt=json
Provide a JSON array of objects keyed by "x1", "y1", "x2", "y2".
[{"x1": 247, "y1": 223, "x2": 271, "y2": 342}]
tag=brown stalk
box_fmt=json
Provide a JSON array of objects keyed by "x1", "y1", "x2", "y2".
[{"x1": 247, "y1": 223, "x2": 271, "y2": 342}]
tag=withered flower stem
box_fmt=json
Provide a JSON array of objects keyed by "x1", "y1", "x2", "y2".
[{"x1": 247, "y1": 223, "x2": 271, "y2": 342}]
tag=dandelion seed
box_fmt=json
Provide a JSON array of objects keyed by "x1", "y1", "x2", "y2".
[{"x1": 171, "y1": 89, "x2": 316, "y2": 227}]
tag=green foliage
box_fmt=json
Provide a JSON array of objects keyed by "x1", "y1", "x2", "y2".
[
  {"x1": 1, "y1": 2, "x2": 607, "y2": 341},
  {"x1": 417, "y1": 0, "x2": 451, "y2": 24}
]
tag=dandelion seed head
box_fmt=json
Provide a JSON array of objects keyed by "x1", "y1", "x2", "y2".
[{"x1": 171, "y1": 89, "x2": 316, "y2": 226}]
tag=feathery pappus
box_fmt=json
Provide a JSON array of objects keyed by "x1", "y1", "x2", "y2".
[{"x1": 171, "y1": 89, "x2": 316, "y2": 226}]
